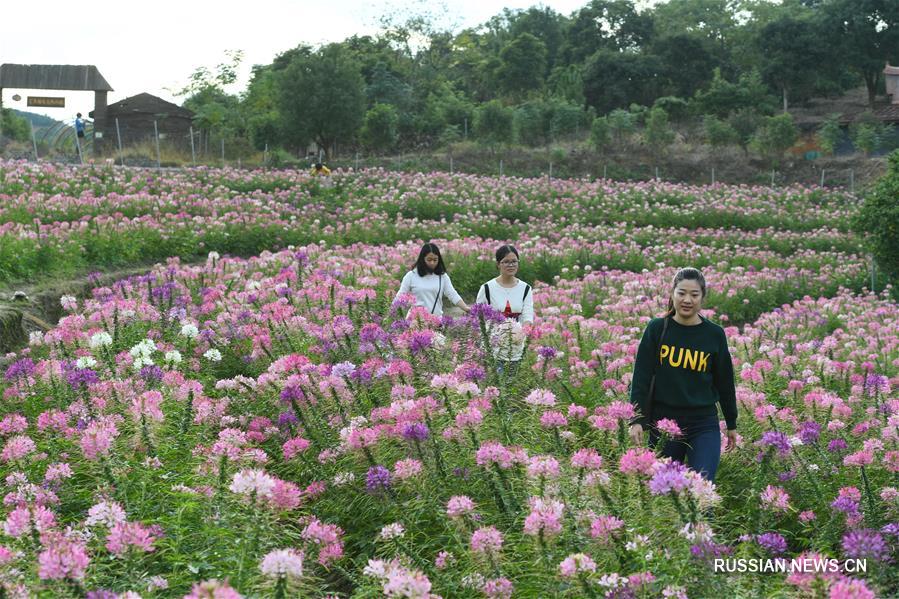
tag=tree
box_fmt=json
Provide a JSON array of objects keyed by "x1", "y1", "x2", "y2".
[
  {"x1": 755, "y1": 16, "x2": 832, "y2": 112},
  {"x1": 704, "y1": 115, "x2": 739, "y2": 148},
  {"x1": 547, "y1": 65, "x2": 585, "y2": 105},
  {"x1": 276, "y1": 44, "x2": 366, "y2": 158},
  {"x1": 727, "y1": 108, "x2": 763, "y2": 156},
  {"x1": 562, "y1": 0, "x2": 655, "y2": 64},
  {"x1": 651, "y1": 0, "x2": 740, "y2": 50},
  {"x1": 1, "y1": 109, "x2": 30, "y2": 142},
  {"x1": 691, "y1": 68, "x2": 776, "y2": 118},
  {"x1": 821, "y1": 0, "x2": 899, "y2": 108},
  {"x1": 514, "y1": 102, "x2": 547, "y2": 146},
  {"x1": 582, "y1": 50, "x2": 663, "y2": 114},
  {"x1": 475, "y1": 100, "x2": 514, "y2": 147},
  {"x1": 652, "y1": 34, "x2": 719, "y2": 99},
  {"x1": 750, "y1": 113, "x2": 799, "y2": 165},
  {"x1": 853, "y1": 150, "x2": 899, "y2": 295},
  {"x1": 607, "y1": 108, "x2": 636, "y2": 145},
  {"x1": 361, "y1": 104, "x2": 399, "y2": 153},
  {"x1": 508, "y1": 6, "x2": 567, "y2": 75},
  {"x1": 496, "y1": 33, "x2": 548, "y2": 98},
  {"x1": 643, "y1": 107, "x2": 675, "y2": 157},
  {"x1": 548, "y1": 99, "x2": 587, "y2": 141},
  {"x1": 816, "y1": 114, "x2": 843, "y2": 156},
  {"x1": 590, "y1": 116, "x2": 611, "y2": 152}
]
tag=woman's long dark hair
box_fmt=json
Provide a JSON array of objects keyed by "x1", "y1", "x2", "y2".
[
  {"x1": 665, "y1": 267, "x2": 707, "y2": 315},
  {"x1": 414, "y1": 243, "x2": 447, "y2": 276}
]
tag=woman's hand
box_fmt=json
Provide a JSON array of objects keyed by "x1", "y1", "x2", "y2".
[
  {"x1": 457, "y1": 300, "x2": 471, "y2": 314},
  {"x1": 628, "y1": 424, "x2": 644, "y2": 446},
  {"x1": 723, "y1": 429, "x2": 738, "y2": 452}
]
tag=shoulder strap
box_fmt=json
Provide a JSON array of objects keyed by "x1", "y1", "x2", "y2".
[
  {"x1": 522, "y1": 284, "x2": 531, "y2": 301},
  {"x1": 654, "y1": 317, "x2": 670, "y2": 369},
  {"x1": 431, "y1": 275, "x2": 442, "y2": 314},
  {"x1": 483, "y1": 283, "x2": 491, "y2": 305}
]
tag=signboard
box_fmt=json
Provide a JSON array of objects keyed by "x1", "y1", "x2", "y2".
[{"x1": 27, "y1": 96, "x2": 65, "y2": 108}]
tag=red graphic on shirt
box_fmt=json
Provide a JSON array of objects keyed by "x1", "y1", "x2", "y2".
[{"x1": 503, "y1": 300, "x2": 521, "y2": 320}]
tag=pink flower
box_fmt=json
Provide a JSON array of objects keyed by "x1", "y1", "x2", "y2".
[
  {"x1": 470, "y1": 526, "x2": 504, "y2": 555},
  {"x1": 229, "y1": 469, "x2": 276, "y2": 499},
  {"x1": 590, "y1": 515, "x2": 624, "y2": 543},
  {"x1": 106, "y1": 521, "x2": 157, "y2": 555},
  {"x1": 539, "y1": 411, "x2": 568, "y2": 428},
  {"x1": 571, "y1": 448, "x2": 603, "y2": 470},
  {"x1": 523, "y1": 498, "x2": 565, "y2": 538},
  {"x1": 80, "y1": 416, "x2": 120, "y2": 461},
  {"x1": 282, "y1": 437, "x2": 311, "y2": 460},
  {"x1": 259, "y1": 548, "x2": 304, "y2": 579},
  {"x1": 4, "y1": 505, "x2": 56, "y2": 538},
  {"x1": 267, "y1": 479, "x2": 302, "y2": 510},
  {"x1": 37, "y1": 532, "x2": 89, "y2": 580},
  {"x1": 760, "y1": 485, "x2": 791, "y2": 513},
  {"x1": 1, "y1": 435, "x2": 36, "y2": 462},
  {"x1": 525, "y1": 389, "x2": 556, "y2": 407},
  {"x1": 843, "y1": 450, "x2": 874, "y2": 467},
  {"x1": 86, "y1": 500, "x2": 127, "y2": 528},
  {"x1": 393, "y1": 458, "x2": 423, "y2": 480},
  {"x1": 476, "y1": 441, "x2": 514, "y2": 469},
  {"x1": 656, "y1": 418, "x2": 682, "y2": 437},
  {"x1": 131, "y1": 390, "x2": 164, "y2": 422},
  {"x1": 184, "y1": 579, "x2": 244, "y2": 599},
  {"x1": 619, "y1": 448, "x2": 656, "y2": 476},
  {"x1": 559, "y1": 553, "x2": 596, "y2": 577},
  {"x1": 447, "y1": 495, "x2": 477, "y2": 519},
  {"x1": 527, "y1": 455, "x2": 561, "y2": 480},
  {"x1": 482, "y1": 577, "x2": 514, "y2": 598},
  {"x1": 828, "y1": 578, "x2": 875, "y2": 599}
]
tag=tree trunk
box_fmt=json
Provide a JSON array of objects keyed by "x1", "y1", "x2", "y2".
[{"x1": 865, "y1": 71, "x2": 880, "y2": 109}]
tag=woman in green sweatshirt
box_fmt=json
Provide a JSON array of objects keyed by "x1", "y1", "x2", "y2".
[{"x1": 628, "y1": 268, "x2": 738, "y2": 481}]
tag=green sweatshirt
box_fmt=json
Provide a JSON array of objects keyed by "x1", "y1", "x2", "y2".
[{"x1": 629, "y1": 316, "x2": 737, "y2": 430}]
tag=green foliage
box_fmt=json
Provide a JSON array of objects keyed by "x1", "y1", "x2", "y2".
[
  {"x1": 853, "y1": 150, "x2": 899, "y2": 294},
  {"x1": 583, "y1": 50, "x2": 663, "y2": 114},
  {"x1": 607, "y1": 108, "x2": 636, "y2": 144},
  {"x1": 361, "y1": 104, "x2": 400, "y2": 153},
  {"x1": 703, "y1": 115, "x2": 739, "y2": 148},
  {"x1": 692, "y1": 68, "x2": 776, "y2": 118},
  {"x1": 590, "y1": 116, "x2": 611, "y2": 152},
  {"x1": 643, "y1": 106, "x2": 675, "y2": 155},
  {"x1": 653, "y1": 96, "x2": 690, "y2": 122},
  {"x1": 474, "y1": 100, "x2": 514, "y2": 146},
  {"x1": 727, "y1": 108, "x2": 763, "y2": 155},
  {"x1": 750, "y1": 113, "x2": 799, "y2": 166},
  {"x1": 849, "y1": 113, "x2": 888, "y2": 157},
  {"x1": 496, "y1": 33, "x2": 547, "y2": 98},
  {"x1": 1, "y1": 109, "x2": 30, "y2": 142},
  {"x1": 816, "y1": 114, "x2": 843, "y2": 156},
  {"x1": 276, "y1": 43, "x2": 366, "y2": 157}
]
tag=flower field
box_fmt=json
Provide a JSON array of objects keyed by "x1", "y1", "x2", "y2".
[{"x1": 0, "y1": 160, "x2": 896, "y2": 598}]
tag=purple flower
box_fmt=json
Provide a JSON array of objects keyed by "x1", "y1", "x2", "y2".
[
  {"x1": 277, "y1": 411, "x2": 298, "y2": 428},
  {"x1": 66, "y1": 367, "x2": 99, "y2": 390},
  {"x1": 402, "y1": 423, "x2": 429, "y2": 441},
  {"x1": 756, "y1": 532, "x2": 788, "y2": 555},
  {"x1": 758, "y1": 431, "x2": 791, "y2": 456},
  {"x1": 139, "y1": 365, "x2": 164, "y2": 384},
  {"x1": 409, "y1": 331, "x2": 434, "y2": 354},
  {"x1": 536, "y1": 346, "x2": 558, "y2": 359},
  {"x1": 648, "y1": 460, "x2": 690, "y2": 495},
  {"x1": 827, "y1": 439, "x2": 848, "y2": 453},
  {"x1": 4, "y1": 358, "x2": 35, "y2": 381},
  {"x1": 797, "y1": 421, "x2": 821, "y2": 445},
  {"x1": 458, "y1": 364, "x2": 486, "y2": 382},
  {"x1": 831, "y1": 496, "x2": 860, "y2": 516},
  {"x1": 331, "y1": 361, "x2": 356, "y2": 378},
  {"x1": 778, "y1": 470, "x2": 797, "y2": 482},
  {"x1": 470, "y1": 303, "x2": 506, "y2": 323},
  {"x1": 85, "y1": 591, "x2": 118, "y2": 599},
  {"x1": 366, "y1": 465, "x2": 391, "y2": 493},
  {"x1": 690, "y1": 541, "x2": 732, "y2": 562},
  {"x1": 842, "y1": 529, "x2": 892, "y2": 562},
  {"x1": 280, "y1": 386, "x2": 304, "y2": 404}
]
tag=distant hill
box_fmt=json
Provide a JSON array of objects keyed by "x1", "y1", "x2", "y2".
[{"x1": 11, "y1": 109, "x2": 60, "y2": 129}]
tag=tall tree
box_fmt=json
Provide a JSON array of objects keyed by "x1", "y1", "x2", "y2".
[
  {"x1": 821, "y1": 0, "x2": 899, "y2": 108},
  {"x1": 562, "y1": 0, "x2": 655, "y2": 64},
  {"x1": 496, "y1": 33, "x2": 548, "y2": 99},
  {"x1": 276, "y1": 44, "x2": 366, "y2": 158},
  {"x1": 582, "y1": 50, "x2": 662, "y2": 114},
  {"x1": 755, "y1": 16, "x2": 832, "y2": 112}
]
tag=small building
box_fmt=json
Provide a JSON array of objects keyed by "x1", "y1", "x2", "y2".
[{"x1": 91, "y1": 93, "x2": 193, "y2": 149}]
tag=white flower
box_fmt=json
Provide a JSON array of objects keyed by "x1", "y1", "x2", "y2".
[
  {"x1": 29, "y1": 331, "x2": 44, "y2": 345},
  {"x1": 75, "y1": 356, "x2": 97, "y2": 369},
  {"x1": 164, "y1": 350, "x2": 182, "y2": 364},
  {"x1": 207, "y1": 251, "x2": 221, "y2": 261},
  {"x1": 229, "y1": 469, "x2": 276, "y2": 498},
  {"x1": 203, "y1": 348, "x2": 222, "y2": 362},
  {"x1": 332, "y1": 472, "x2": 356, "y2": 486},
  {"x1": 129, "y1": 339, "x2": 156, "y2": 358},
  {"x1": 85, "y1": 500, "x2": 127, "y2": 528},
  {"x1": 180, "y1": 322, "x2": 199, "y2": 339},
  {"x1": 89, "y1": 332, "x2": 113, "y2": 348},
  {"x1": 60, "y1": 295, "x2": 78, "y2": 311},
  {"x1": 378, "y1": 523, "x2": 405, "y2": 540},
  {"x1": 260, "y1": 548, "x2": 304, "y2": 579}
]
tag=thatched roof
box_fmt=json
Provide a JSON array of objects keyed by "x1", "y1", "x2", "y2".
[
  {"x1": 105, "y1": 93, "x2": 193, "y2": 118},
  {"x1": 0, "y1": 64, "x2": 113, "y2": 91}
]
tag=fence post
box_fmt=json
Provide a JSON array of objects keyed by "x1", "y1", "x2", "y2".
[
  {"x1": 30, "y1": 121, "x2": 38, "y2": 161},
  {"x1": 849, "y1": 169, "x2": 855, "y2": 193},
  {"x1": 549, "y1": 162, "x2": 553, "y2": 180},
  {"x1": 221, "y1": 139, "x2": 225, "y2": 168},
  {"x1": 153, "y1": 120, "x2": 161, "y2": 168},
  {"x1": 450, "y1": 156, "x2": 453, "y2": 174},
  {"x1": 603, "y1": 165, "x2": 607, "y2": 179},
  {"x1": 770, "y1": 169, "x2": 775, "y2": 186},
  {"x1": 74, "y1": 125, "x2": 84, "y2": 166},
  {"x1": 354, "y1": 152, "x2": 359, "y2": 171},
  {"x1": 264, "y1": 143, "x2": 268, "y2": 167},
  {"x1": 189, "y1": 126, "x2": 196, "y2": 165},
  {"x1": 820, "y1": 168, "x2": 826, "y2": 187},
  {"x1": 500, "y1": 159, "x2": 503, "y2": 177},
  {"x1": 655, "y1": 166, "x2": 660, "y2": 181},
  {"x1": 711, "y1": 167, "x2": 715, "y2": 185},
  {"x1": 871, "y1": 255, "x2": 877, "y2": 294},
  {"x1": 116, "y1": 118, "x2": 124, "y2": 166}
]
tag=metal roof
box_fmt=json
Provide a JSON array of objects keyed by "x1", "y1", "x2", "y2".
[
  {"x1": 0, "y1": 64, "x2": 113, "y2": 91},
  {"x1": 105, "y1": 93, "x2": 193, "y2": 117}
]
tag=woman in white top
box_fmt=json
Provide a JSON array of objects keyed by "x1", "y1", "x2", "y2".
[
  {"x1": 395, "y1": 243, "x2": 470, "y2": 317},
  {"x1": 475, "y1": 245, "x2": 534, "y2": 365}
]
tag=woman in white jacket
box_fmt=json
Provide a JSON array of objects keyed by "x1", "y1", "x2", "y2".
[{"x1": 395, "y1": 243, "x2": 470, "y2": 316}]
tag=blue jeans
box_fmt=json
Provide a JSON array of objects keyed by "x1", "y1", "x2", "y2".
[{"x1": 648, "y1": 415, "x2": 721, "y2": 481}]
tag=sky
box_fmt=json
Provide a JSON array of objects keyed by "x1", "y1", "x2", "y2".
[{"x1": 1, "y1": 0, "x2": 593, "y2": 121}]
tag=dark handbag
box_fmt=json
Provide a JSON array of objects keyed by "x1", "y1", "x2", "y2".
[
  {"x1": 643, "y1": 316, "x2": 670, "y2": 424},
  {"x1": 430, "y1": 275, "x2": 443, "y2": 314}
]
